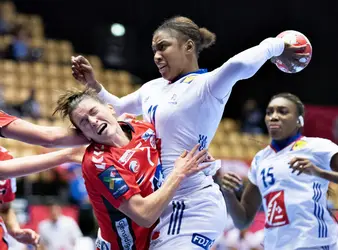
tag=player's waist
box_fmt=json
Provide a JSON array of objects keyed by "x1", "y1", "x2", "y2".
[{"x1": 173, "y1": 175, "x2": 215, "y2": 198}]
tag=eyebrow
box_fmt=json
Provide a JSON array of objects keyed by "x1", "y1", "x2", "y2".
[{"x1": 152, "y1": 40, "x2": 166, "y2": 49}]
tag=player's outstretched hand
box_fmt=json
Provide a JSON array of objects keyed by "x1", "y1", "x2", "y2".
[
  {"x1": 173, "y1": 144, "x2": 210, "y2": 178},
  {"x1": 71, "y1": 55, "x2": 101, "y2": 92},
  {"x1": 11, "y1": 228, "x2": 40, "y2": 247},
  {"x1": 272, "y1": 43, "x2": 310, "y2": 73},
  {"x1": 289, "y1": 157, "x2": 322, "y2": 176},
  {"x1": 221, "y1": 172, "x2": 243, "y2": 195}
]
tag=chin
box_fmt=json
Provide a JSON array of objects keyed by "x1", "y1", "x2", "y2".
[{"x1": 269, "y1": 132, "x2": 283, "y2": 140}]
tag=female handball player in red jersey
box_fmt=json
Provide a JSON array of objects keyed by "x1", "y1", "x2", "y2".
[
  {"x1": 71, "y1": 16, "x2": 309, "y2": 249},
  {"x1": 0, "y1": 88, "x2": 210, "y2": 250},
  {"x1": 52, "y1": 88, "x2": 210, "y2": 250}
]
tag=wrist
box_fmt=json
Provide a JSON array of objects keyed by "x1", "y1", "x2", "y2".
[
  {"x1": 167, "y1": 170, "x2": 185, "y2": 185},
  {"x1": 8, "y1": 227, "x2": 21, "y2": 236},
  {"x1": 59, "y1": 149, "x2": 73, "y2": 162},
  {"x1": 88, "y1": 80, "x2": 102, "y2": 93},
  {"x1": 316, "y1": 168, "x2": 326, "y2": 178}
]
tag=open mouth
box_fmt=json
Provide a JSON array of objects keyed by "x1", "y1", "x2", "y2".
[
  {"x1": 97, "y1": 123, "x2": 107, "y2": 135},
  {"x1": 158, "y1": 65, "x2": 167, "y2": 72}
]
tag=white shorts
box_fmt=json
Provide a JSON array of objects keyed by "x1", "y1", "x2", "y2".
[
  {"x1": 149, "y1": 183, "x2": 227, "y2": 250},
  {"x1": 297, "y1": 242, "x2": 338, "y2": 250}
]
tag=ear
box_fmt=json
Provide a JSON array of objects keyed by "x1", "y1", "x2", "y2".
[{"x1": 185, "y1": 39, "x2": 195, "y2": 54}]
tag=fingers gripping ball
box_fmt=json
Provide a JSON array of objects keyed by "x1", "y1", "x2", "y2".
[{"x1": 275, "y1": 30, "x2": 312, "y2": 73}]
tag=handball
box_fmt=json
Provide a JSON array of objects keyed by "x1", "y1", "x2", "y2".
[{"x1": 274, "y1": 30, "x2": 312, "y2": 73}]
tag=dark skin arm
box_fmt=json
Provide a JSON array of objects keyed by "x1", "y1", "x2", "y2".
[
  {"x1": 289, "y1": 153, "x2": 338, "y2": 183},
  {"x1": 221, "y1": 173, "x2": 262, "y2": 229}
]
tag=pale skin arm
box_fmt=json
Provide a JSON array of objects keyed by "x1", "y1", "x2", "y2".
[
  {"x1": 118, "y1": 145, "x2": 209, "y2": 228},
  {"x1": 2, "y1": 119, "x2": 88, "y2": 148},
  {"x1": 0, "y1": 202, "x2": 40, "y2": 246},
  {"x1": 0, "y1": 147, "x2": 84, "y2": 180},
  {"x1": 221, "y1": 173, "x2": 262, "y2": 230}
]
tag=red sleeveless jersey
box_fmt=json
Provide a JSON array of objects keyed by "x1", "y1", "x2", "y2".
[
  {"x1": 0, "y1": 147, "x2": 16, "y2": 250},
  {"x1": 0, "y1": 111, "x2": 17, "y2": 130},
  {"x1": 82, "y1": 120, "x2": 164, "y2": 250}
]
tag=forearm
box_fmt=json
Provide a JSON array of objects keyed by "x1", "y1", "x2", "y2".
[
  {"x1": 2, "y1": 119, "x2": 88, "y2": 148},
  {"x1": 97, "y1": 85, "x2": 143, "y2": 116},
  {"x1": 208, "y1": 37, "x2": 285, "y2": 99},
  {"x1": 135, "y1": 173, "x2": 183, "y2": 227},
  {"x1": 0, "y1": 149, "x2": 72, "y2": 179},
  {"x1": 318, "y1": 169, "x2": 338, "y2": 183},
  {"x1": 223, "y1": 193, "x2": 252, "y2": 230},
  {"x1": 1, "y1": 208, "x2": 20, "y2": 235}
]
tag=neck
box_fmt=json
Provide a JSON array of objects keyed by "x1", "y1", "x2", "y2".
[
  {"x1": 110, "y1": 126, "x2": 130, "y2": 147},
  {"x1": 181, "y1": 60, "x2": 199, "y2": 75},
  {"x1": 271, "y1": 131, "x2": 302, "y2": 152}
]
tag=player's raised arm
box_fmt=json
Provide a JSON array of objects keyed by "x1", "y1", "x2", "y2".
[
  {"x1": 206, "y1": 38, "x2": 308, "y2": 100},
  {"x1": 71, "y1": 55, "x2": 143, "y2": 116},
  {"x1": 0, "y1": 147, "x2": 83, "y2": 180},
  {"x1": 221, "y1": 172, "x2": 262, "y2": 230}
]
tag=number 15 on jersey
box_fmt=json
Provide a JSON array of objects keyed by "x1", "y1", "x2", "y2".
[{"x1": 261, "y1": 167, "x2": 275, "y2": 188}]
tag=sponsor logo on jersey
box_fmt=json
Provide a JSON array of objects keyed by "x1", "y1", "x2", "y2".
[
  {"x1": 168, "y1": 93, "x2": 177, "y2": 104},
  {"x1": 191, "y1": 233, "x2": 215, "y2": 250},
  {"x1": 291, "y1": 140, "x2": 307, "y2": 151},
  {"x1": 264, "y1": 190, "x2": 289, "y2": 228},
  {"x1": 118, "y1": 150, "x2": 136, "y2": 166},
  {"x1": 129, "y1": 160, "x2": 140, "y2": 173},
  {"x1": 99, "y1": 166, "x2": 129, "y2": 199},
  {"x1": 141, "y1": 128, "x2": 155, "y2": 142},
  {"x1": 182, "y1": 75, "x2": 197, "y2": 84},
  {"x1": 151, "y1": 164, "x2": 164, "y2": 191},
  {"x1": 95, "y1": 236, "x2": 111, "y2": 250},
  {"x1": 115, "y1": 218, "x2": 134, "y2": 249}
]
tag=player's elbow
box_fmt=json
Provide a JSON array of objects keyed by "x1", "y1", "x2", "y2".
[{"x1": 134, "y1": 215, "x2": 156, "y2": 228}]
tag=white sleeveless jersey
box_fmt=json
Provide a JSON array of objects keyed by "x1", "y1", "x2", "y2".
[
  {"x1": 248, "y1": 136, "x2": 338, "y2": 249},
  {"x1": 98, "y1": 37, "x2": 285, "y2": 196}
]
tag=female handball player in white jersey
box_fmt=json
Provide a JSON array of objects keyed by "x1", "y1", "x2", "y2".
[
  {"x1": 222, "y1": 93, "x2": 338, "y2": 250},
  {"x1": 71, "y1": 16, "x2": 309, "y2": 249}
]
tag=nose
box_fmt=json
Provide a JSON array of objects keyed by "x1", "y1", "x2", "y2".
[
  {"x1": 269, "y1": 111, "x2": 279, "y2": 121},
  {"x1": 88, "y1": 116, "x2": 97, "y2": 127},
  {"x1": 154, "y1": 51, "x2": 162, "y2": 64}
]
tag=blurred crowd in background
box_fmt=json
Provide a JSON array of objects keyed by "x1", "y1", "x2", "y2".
[{"x1": 0, "y1": 1, "x2": 336, "y2": 250}]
